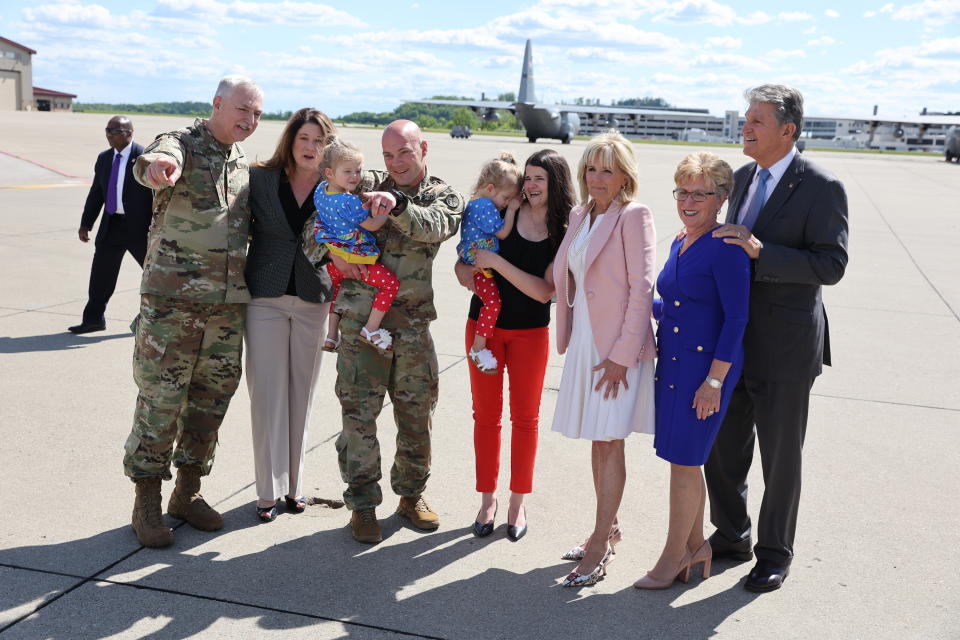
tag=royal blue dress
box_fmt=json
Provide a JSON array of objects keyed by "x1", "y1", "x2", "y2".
[{"x1": 653, "y1": 232, "x2": 750, "y2": 466}]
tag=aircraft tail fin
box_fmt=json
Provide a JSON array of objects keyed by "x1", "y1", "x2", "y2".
[{"x1": 518, "y1": 39, "x2": 536, "y2": 103}]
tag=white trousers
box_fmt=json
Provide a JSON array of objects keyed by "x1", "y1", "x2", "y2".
[{"x1": 245, "y1": 295, "x2": 330, "y2": 502}]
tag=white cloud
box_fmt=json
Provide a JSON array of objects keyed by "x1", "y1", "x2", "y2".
[
  {"x1": 825, "y1": 9, "x2": 840, "y2": 18},
  {"x1": 778, "y1": 11, "x2": 813, "y2": 21},
  {"x1": 22, "y1": 3, "x2": 113, "y2": 28},
  {"x1": 808, "y1": 35, "x2": 837, "y2": 46},
  {"x1": 865, "y1": 10, "x2": 877, "y2": 17},
  {"x1": 738, "y1": 10, "x2": 773, "y2": 25},
  {"x1": 706, "y1": 36, "x2": 742, "y2": 49},
  {"x1": 690, "y1": 53, "x2": 769, "y2": 71},
  {"x1": 803, "y1": 25, "x2": 818, "y2": 34},
  {"x1": 652, "y1": 0, "x2": 738, "y2": 26},
  {"x1": 153, "y1": 0, "x2": 367, "y2": 26},
  {"x1": 893, "y1": 0, "x2": 960, "y2": 23},
  {"x1": 880, "y1": 2, "x2": 895, "y2": 12},
  {"x1": 768, "y1": 48, "x2": 808, "y2": 60}
]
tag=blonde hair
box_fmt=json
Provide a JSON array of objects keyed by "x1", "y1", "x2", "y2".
[
  {"x1": 471, "y1": 151, "x2": 524, "y2": 196},
  {"x1": 321, "y1": 138, "x2": 363, "y2": 174},
  {"x1": 576, "y1": 130, "x2": 640, "y2": 205},
  {"x1": 674, "y1": 152, "x2": 734, "y2": 197}
]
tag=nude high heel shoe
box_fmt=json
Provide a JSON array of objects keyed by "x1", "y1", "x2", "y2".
[
  {"x1": 633, "y1": 551, "x2": 693, "y2": 590},
  {"x1": 690, "y1": 540, "x2": 712, "y2": 579}
]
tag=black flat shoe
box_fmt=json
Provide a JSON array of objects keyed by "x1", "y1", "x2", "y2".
[
  {"x1": 472, "y1": 502, "x2": 497, "y2": 538},
  {"x1": 68, "y1": 322, "x2": 106, "y2": 334},
  {"x1": 285, "y1": 496, "x2": 307, "y2": 513},
  {"x1": 507, "y1": 506, "x2": 527, "y2": 541},
  {"x1": 256, "y1": 503, "x2": 278, "y2": 523},
  {"x1": 745, "y1": 559, "x2": 790, "y2": 592}
]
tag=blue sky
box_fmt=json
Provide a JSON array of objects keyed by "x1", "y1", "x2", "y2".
[{"x1": 2, "y1": 0, "x2": 958, "y2": 119}]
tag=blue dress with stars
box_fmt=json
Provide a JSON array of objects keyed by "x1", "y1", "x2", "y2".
[
  {"x1": 456, "y1": 197, "x2": 504, "y2": 264},
  {"x1": 312, "y1": 181, "x2": 379, "y2": 264},
  {"x1": 653, "y1": 232, "x2": 750, "y2": 466}
]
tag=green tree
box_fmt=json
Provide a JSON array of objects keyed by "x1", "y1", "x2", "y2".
[{"x1": 451, "y1": 107, "x2": 480, "y2": 128}]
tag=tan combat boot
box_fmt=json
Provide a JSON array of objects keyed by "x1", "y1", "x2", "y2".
[
  {"x1": 397, "y1": 495, "x2": 440, "y2": 530},
  {"x1": 350, "y1": 508, "x2": 382, "y2": 543},
  {"x1": 167, "y1": 465, "x2": 223, "y2": 531},
  {"x1": 132, "y1": 477, "x2": 173, "y2": 548}
]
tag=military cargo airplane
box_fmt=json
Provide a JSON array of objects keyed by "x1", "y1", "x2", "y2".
[
  {"x1": 409, "y1": 40, "x2": 670, "y2": 144},
  {"x1": 945, "y1": 127, "x2": 960, "y2": 162}
]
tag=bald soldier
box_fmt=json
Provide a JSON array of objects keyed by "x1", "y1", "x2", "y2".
[
  {"x1": 324, "y1": 120, "x2": 464, "y2": 543},
  {"x1": 122, "y1": 75, "x2": 263, "y2": 548}
]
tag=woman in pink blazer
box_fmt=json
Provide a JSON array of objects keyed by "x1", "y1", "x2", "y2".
[{"x1": 551, "y1": 131, "x2": 656, "y2": 587}]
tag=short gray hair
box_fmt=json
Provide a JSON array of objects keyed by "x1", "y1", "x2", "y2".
[
  {"x1": 215, "y1": 75, "x2": 262, "y2": 100},
  {"x1": 745, "y1": 84, "x2": 804, "y2": 141}
]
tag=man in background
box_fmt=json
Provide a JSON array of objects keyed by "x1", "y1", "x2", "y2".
[{"x1": 69, "y1": 116, "x2": 152, "y2": 334}]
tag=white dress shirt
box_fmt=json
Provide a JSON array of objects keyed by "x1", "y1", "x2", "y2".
[{"x1": 111, "y1": 142, "x2": 132, "y2": 214}]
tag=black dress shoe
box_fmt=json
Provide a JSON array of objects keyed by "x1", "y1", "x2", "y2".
[
  {"x1": 506, "y1": 506, "x2": 527, "y2": 541},
  {"x1": 472, "y1": 503, "x2": 497, "y2": 538},
  {"x1": 68, "y1": 322, "x2": 106, "y2": 334},
  {"x1": 708, "y1": 532, "x2": 753, "y2": 562},
  {"x1": 745, "y1": 559, "x2": 790, "y2": 592}
]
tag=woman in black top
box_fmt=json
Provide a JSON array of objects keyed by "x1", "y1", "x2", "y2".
[
  {"x1": 245, "y1": 108, "x2": 335, "y2": 522},
  {"x1": 455, "y1": 149, "x2": 576, "y2": 540}
]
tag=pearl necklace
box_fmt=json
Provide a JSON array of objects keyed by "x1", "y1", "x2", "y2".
[{"x1": 562, "y1": 213, "x2": 593, "y2": 309}]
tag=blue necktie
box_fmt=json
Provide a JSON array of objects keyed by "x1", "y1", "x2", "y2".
[
  {"x1": 106, "y1": 153, "x2": 122, "y2": 214},
  {"x1": 739, "y1": 168, "x2": 771, "y2": 231}
]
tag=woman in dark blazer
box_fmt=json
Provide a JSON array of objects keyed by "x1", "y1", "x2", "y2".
[
  {"x1": 634, "y1": 152, "x2": 750, "y2": 589},
  {"x1": 245, "y1": 108, "x2": 335, "y2": 522}
]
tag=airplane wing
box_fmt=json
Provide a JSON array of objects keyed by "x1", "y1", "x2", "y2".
[
  {"x1": 843, "y1": 114, "x2": 960, "y2": 126},
  {"x1": 405, "y1": 98, "x2": 516, "y2": 112}
]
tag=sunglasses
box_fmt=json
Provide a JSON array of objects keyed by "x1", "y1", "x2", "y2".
[{"x1": 105, "y1": 128, "x2": 131, "y2": 134}]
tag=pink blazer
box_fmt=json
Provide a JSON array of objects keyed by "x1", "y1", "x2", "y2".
[{"x1": 553, "y1": 199, "x2": 656, "y2": 367}]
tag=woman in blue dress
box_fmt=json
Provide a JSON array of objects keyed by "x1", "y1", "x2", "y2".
[{"x1": 634, "y1": 152, "x2": 750, "y2": 590}]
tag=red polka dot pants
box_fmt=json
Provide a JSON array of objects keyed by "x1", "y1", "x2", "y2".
[
  {"x1": 326, "y1": 261, "x2": 399, "y2": 312},
  {"x1": 472, "y1": 270, "x2": 502, "y2": 339}
]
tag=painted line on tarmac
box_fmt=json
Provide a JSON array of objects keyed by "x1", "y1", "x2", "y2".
[
  {"x1": 0, "y1": 182, "x2": 89, "y2": 190},
  {"x1": 0, "y1": 149, "x2": 89, "y2": 180}
]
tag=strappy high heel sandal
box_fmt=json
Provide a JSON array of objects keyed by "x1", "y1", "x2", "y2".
[
  {"x1": 562, "y1": 544, "x2": 614, "y2": 587},
  {"x1": 561, "y1": 523, "x2": 623, "y2": 560}
]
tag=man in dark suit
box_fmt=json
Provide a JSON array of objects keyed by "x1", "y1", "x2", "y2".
[
  {"x1": 706, "y1": 85, "x2": 849, "y2": 592},
  {"x1": 69, "y1": 116, "x2": 153, "y2": 334}
]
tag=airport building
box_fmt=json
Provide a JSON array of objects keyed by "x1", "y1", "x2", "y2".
[
  {"x1": 577, "y1": 106, "x2": 732, "y2": 140},
  {"x1": 1, "y1": 35, "x2": 77, "y2": 111},
  {"x1": 0, "y1": 36, "x2": 35, "y2": 111}
]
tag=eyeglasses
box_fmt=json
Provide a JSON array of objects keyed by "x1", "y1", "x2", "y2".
[
  {"x1": 672, "y1": 188, "x2": 717, "y2": 202},
  {"x1": 105, "y1": 128, "x2": 131, "y2": 134}
]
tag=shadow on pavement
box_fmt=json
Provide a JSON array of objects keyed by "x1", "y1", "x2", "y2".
[
  {"x1": 0, "y1": 499, "x2": 763, "y2": 640},
  {"x1": 0, "y1": 331, "x2": 130, "y2": 354}
]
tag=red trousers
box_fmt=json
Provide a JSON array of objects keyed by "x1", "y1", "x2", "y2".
[
  {"x1": 465, "y1": 318, "x2": 549, "y2": 494},
  {"x1": 472, "y1": 271, "x2": 502, "y2": 339},
  {"x1": 326, "y1": 261, "x2": 399, "y2": 313}
]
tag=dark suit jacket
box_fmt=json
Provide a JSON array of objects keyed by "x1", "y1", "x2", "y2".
[
  {"x1": 80, "y1": 142, "x2": 153, "y2": 243},
  {"x1": 727, "y1": 152, "x2": 849, "y2": 382},
  {"x1": 245, "y1": 166, "x2": 332, "y2": 303}
]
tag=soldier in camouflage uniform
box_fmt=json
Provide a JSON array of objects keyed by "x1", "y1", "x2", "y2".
[
  {"x1": 122, "y1": 75, "x2": 263, "y2": 548},
  {"x1": 320, "y1": 120, "x2": 463, "y2": 543}
]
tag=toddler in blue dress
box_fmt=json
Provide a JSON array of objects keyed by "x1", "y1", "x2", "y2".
[
  {"x1": 311, "y1": 139, "x2": 399, "y2": 353},
  {"x1": 456, "y1": 152, "x2": 524, "y2": 374}
]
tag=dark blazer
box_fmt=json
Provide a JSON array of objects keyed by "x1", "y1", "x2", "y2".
[
  {"x1": 726, "y1": 152, "x2": 849, "y2": 382},
  {"x1": 246, "y1": 166, "x2": 332, "y2": 303},
  {"x1": 80, "y1": 142, "x2": 153, "y2": 243}
]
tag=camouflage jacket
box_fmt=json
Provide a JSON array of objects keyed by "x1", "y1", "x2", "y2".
[
  {"x1": 331, "y1": 169, "x2": 463, "y2": 327},
  {"x1": 134, "y1": 118, "x2": 251, "y2": 303}
]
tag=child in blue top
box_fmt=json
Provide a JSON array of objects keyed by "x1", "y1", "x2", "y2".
[
  {"x1": 457, "y1": 152, "x2": 524, "y2": 374},
  {"x1": 312, "y1": 139, "x2": 399, "y2": 353}
]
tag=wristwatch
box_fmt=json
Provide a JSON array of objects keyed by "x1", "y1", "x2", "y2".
[
  {"x1": 388, "y1": 188, "x2": 408, "y2": 215},
  {"x1": 705, "y1": 376, "x2": 723, "y2": 389}
]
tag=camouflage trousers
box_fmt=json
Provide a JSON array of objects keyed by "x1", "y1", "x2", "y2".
[
  {"x1": 335, "y1": 315, "x2": 439, "y2": 510},
  {"x1": 123, "y1": 294, "x2": 244, "y2": 481}
]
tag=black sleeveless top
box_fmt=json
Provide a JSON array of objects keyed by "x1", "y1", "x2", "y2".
[{"x1": 468, "y1": 223, "x2": 555, "y2": 329}]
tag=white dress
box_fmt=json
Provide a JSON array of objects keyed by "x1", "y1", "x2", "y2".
[{"x1": 550, "y1": 215, "x2": 655, "y2": 441}]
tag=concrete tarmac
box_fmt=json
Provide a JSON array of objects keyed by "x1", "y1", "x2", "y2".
[{"x1": 0, "y1": 111, "x2": 957, "y2": 639}]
